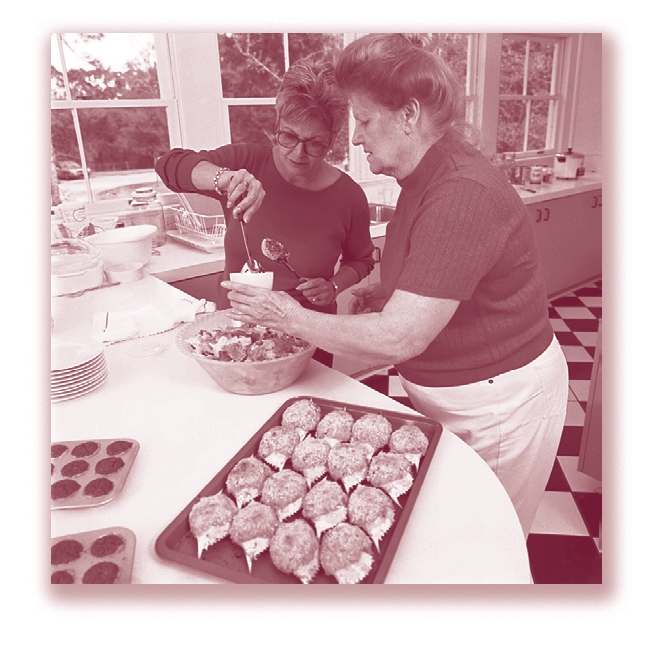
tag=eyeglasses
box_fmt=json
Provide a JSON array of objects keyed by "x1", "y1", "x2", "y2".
[{"x1": 275, "y1": 130, "x2": 330, "y2": 157}]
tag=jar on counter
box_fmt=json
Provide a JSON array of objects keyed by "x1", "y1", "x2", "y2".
[
  {"x1": 128, "y1": 187, "x2": 166, "y2": 247},
  {"x1": 530, "y1": 165, "x2": 543, "y2": 184}
]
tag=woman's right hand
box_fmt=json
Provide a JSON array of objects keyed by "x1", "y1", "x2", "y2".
[
  {"x1": 221, "y1": 169, "x2": 265, "y2": 223},
  {"x1": 348, "y1": 282, "x2": 387, "y2": 314}
]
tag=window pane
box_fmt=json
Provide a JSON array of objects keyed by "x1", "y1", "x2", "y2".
[
  {"x1": 527, "y1": 41, "x2": 555, "y2": 95},
  {"x1": 218, "y1": 33, "x2": 285, "y2": 98},
  {"x1": 431, "y1": 33, "x2": 469, "y2": 86},
  {"x1": 287, "y1": 33, "x2": 344, "y2": 64},
  {"x1": 52, "y1": 105, "x2": 171, "y2": 205},
  {"x1": 499, "y1": 38, "x2": 527, "y2": 94},
  {"x1": 497, "y1": 99, "x2": 526, "y2": 152},
  {"x1": 228, "y1": 105, "x2": 277, "y2": 145},
  {"x1": 527, "y1": 99, "x2": 550, "y2": 150},
  {"x1": 54, "y1": 33, "x2": 159, "y2": 100}
]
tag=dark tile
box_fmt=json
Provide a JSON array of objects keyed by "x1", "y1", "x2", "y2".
[
  {"x1": 584, "y1": 346, "x2": 596, "y2": 359},
  {"x1": 588, "y1": 307, "x2": 602, "y2": 319},
  {"x1": 563, "y1": 318, "x2": 600, "y2": 332},
  {"x1": 551, "y1": 295, "x2": 583, "y2": 307},
  {"x1": 361, "y1": 373, "x2": 389, "y2": 394},
  {"x1": 390, "y1": 396, "x2": 415, "y2": 410},
  {"x1": 545, "y1": 459, "x2": 571, "y2": 491},
  {"x1": 548, "y1": 306, "x2": 561, "y2": 319},
  {"x1": 573, "y1": 492, "x2": 602, "y2": 539},
  {"x1": 527, "y1": 534, "x2": 602, "y2": 584},
  {"x1": 555, "y1": 331, "x2": 583, "y2": 347},
  {"x1": 557, "y1": 425, "x2": 583, "y2": 456},
  {"x1": 568, "y1": 361, "x2": 594, "y2": 380}
]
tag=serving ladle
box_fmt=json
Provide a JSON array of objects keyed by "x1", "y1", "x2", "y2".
[{"x1": 261, "y1": 238, "x2": 304, "y2": 280}]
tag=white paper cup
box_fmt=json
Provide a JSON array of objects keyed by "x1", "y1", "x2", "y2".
[{"x1": 229, "y1": 271, "x2": 274, "y2": 290}]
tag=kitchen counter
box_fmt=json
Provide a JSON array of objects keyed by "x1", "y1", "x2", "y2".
[
  {"x1": 50, "y1": 275, "x2": 532, "y2": 584},
  {"x1": 149, "y1": 174, "x2": 601, "y2": 284},
  {"x1": 513, "y1": 173, "x2": 602, "y2": 205}
]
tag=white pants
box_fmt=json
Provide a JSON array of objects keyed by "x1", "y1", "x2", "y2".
[{"x1": 400, "y1": 336, "x2": 568, "y2": 538}]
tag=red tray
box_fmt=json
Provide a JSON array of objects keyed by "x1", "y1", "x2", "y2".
[{"x1": 155, "y1": 396, "x2": 442, "y2": 584}]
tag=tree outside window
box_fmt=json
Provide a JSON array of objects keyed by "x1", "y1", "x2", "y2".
[{"x1": 50, "y1": 33, "x2": 171, "y2": 207}]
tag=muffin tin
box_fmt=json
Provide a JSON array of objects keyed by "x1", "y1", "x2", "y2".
[
  {"x1": 51, "y1": 438, "x2": 139, "y2": 510},
  {"x1": 155, "y1": 396, "x2": 442, "y2": 584},
  {"x1": 51, "y1": 526, "x2": 136, "y2": 584}
]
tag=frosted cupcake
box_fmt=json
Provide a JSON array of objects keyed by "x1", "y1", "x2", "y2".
[
  {"x1": 258, "y1": 425, "x2": 300, "y2": 471},
  {"x1": 348, "y1": 484, "x2": 395, "y2": 551},
  {"x1": 260, "y1": 469, "x2": 308, "y2": 521},
  {"x1": 319, "y1": 523, "x2": 374, "y2": 584},
  {"x1": 315, "y1": 409, "x2": 354, "y2": 447},
  {"x1": 228, "y1": 501, "x2": 279, "y2": 572},
  {"x1": 188, "y1": 491, "x2": 238, "y2": 557},
  {"x1": 291, "y1": 436, "x2": 330, "y2": 486},
  {"x1": 281, "y1": 399, "x2": 321, "y2": 434},
  {"x1": 302, "y1": 477, "x2": 348, "y2": 537},
  {"x1": 269, "y1": 519, "x2": 320, "y2": 584},
  {"x1": 388, "y1": 424, "x2": 429, "y2": 469},
  {"x1": 366, "y1": 451, "x2": 414, "y2": 505},
  {"x1": 327, "y1": 442, "x2": 371, "y2": 492},
  {"x1": 350, "y1": 413, "x2": 392, "y2": 455},
  {"x1": 226, "y1": 456, "x2": 273, "y2": 508}
]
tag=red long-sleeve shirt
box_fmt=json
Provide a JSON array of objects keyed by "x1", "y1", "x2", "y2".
[{"x1": 155, "y1": 144, "x2": 375, "y2": 311}]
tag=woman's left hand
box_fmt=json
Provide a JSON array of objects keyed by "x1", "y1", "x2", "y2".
[
  {"x1": 295, "y1": 278, "x2": 336, "y2": 307},
  {"x1": 221, "y1": 281, "x2": 301, "y2": 329}
]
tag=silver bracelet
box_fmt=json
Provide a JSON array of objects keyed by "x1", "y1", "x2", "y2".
[
  {"x1": 213, "y1": 167, "x2": 231, "y2": 195},
  {"x1": 330, "y1": 279, "x2": 340, "y2": 299}
]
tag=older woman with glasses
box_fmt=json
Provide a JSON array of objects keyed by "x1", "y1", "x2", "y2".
[{"x1": 155, "y1": 58, "x2": 375, "y2": 351}]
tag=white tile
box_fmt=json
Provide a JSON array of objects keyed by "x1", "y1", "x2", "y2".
[
  {"x1": 578, "y1": 296, "x2": 602, "y2": 308},
  {"x1": 562, "y1": 346, "x2": 595, "y2": 362},
  {"x1": 575, "y1": 331, "x2": 598, "y2": 348},
  {"x1": 553, "y1": 306, "x2": 597, "y2": 320},
  {"x1": 388, "y1": 375, "x2": 407, "y2": 397},
  {"x1": 529, "y1": 491, "x2": 590, "y2": 536},
  {"x1": 564, "y1": 400, "x2": 585, "y2": 426},
  {"x1": 569, "y1": 379, "x2": 591, "y2": 402},
  {"x1": 558, "y1": 456, "x2": 602, "y2": 493},
  {"x1": 549, "y1": 318, "x2": 570, "y2": 332}
]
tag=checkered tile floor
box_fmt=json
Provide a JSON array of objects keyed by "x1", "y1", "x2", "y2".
[{"x1": 359, "y1": 279, "x2": 602, "y2": 584}]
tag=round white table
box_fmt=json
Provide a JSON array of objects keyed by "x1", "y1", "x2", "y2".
[{"x1": 51, "y1": 275, "x2": 532, "y2": 584}]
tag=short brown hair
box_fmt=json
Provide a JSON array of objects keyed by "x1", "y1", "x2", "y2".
[
  {"x1": 276, "y1": 58, "x2": 348, "y2": 135},
  {"x1": 336, "y1": 33, "x2": 466, "y2": 137}
]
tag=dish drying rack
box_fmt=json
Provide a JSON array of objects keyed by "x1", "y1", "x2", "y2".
[{"x1": 167, "y1": 197, "x2": 226, "y2": 253}]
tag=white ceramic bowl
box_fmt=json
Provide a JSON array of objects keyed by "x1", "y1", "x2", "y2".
[
  {"x1": 104, "y1": 262, "x2": 145, "y2": 283},
  {"x1": 175, "y1": 311, "x2": 315, "y2": 395},
  {"x1": 85, "y1": 224, "x2": 156, "y2": 266}
]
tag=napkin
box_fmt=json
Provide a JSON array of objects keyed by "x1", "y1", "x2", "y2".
[{"x1": 92, "y1": 298, "x2": 215, "y2": 344}]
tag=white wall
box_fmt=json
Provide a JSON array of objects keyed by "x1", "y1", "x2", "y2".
[{"x1": 572, "y1": 33, "x2": 603, "y2": 174}]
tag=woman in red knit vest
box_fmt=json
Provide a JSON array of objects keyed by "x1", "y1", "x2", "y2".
[{"x1": 224, "y1": 33, "x2": 569, "y2": 538}]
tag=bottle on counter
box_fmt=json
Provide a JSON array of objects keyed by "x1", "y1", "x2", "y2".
[{"x1": 128, "y1": 187, "x2": 167, "y2": 247}]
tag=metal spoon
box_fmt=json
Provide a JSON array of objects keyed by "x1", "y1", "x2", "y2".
[
  {"x1": 238, "y1": 216, "x2": 263, "y2": 273},
  {"x1": 261, "y1": 238, "x2": 304, "y2": 280}
]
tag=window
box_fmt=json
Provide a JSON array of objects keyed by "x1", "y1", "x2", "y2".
[
  {"x1": 50, "y1": 33, "x2": 176, "y2": 207},
  {"x1": 496, "y1": 34, "x2": 563, "y2": 154},
  {"x1": 50, "y1": 32, "x2": 584, "y2": 212}
]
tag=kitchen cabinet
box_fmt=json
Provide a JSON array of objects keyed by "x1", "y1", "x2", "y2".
[
  {"x1": 529, "y1": 189, "x2": 602, "y2": 298},
  {"x1": 332, "y1": 235, "x2": 386, "y2": 377}
]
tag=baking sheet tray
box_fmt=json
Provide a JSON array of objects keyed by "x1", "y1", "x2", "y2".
[
  {"x1": 51, "y1": 438, "x2": 139, "y2": 510},
  {"x1": 155, "y1": 396, "x2": 442, "y2": 584}
]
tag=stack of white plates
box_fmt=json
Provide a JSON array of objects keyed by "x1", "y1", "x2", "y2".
[{"x1": 51, "y1": 340, "x2": 108, "y2": 402}]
